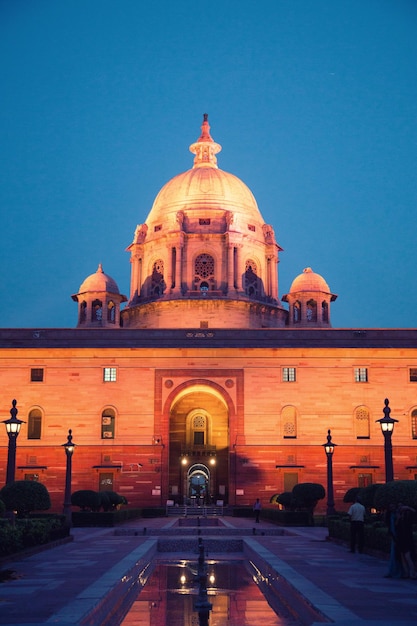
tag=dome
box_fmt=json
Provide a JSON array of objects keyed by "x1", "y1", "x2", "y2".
[
  {"x1": 144, "y1": 115, "x2": 264, "y2": 232},
  {"x1": 77, "y1": 264, "x2": 121, "y2": 295},
  {"x1": 289, "y1": 267, "x2": 331, "y2": 294}
]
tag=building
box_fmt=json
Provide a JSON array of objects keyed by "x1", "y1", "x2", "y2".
[{"x1": 1, "y1": 116, "x2": 416, "y2": 513}]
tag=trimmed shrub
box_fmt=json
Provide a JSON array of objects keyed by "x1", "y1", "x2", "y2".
[
  {"x1": 292, "y1": 483, "x2": 325, "y2": 512},
  {"x1": 360, "y1": 484, "x2": 382, "y2": 510},
  {"x1": 343, "y1": 487, "x2": 362, "y2": 503},
  {"x1": 0, "y1": 481, "x2": 51, "y2": 517},
  {"x1": 374, "y1": 480, "x2": 417, "y2": 510},
  {"x1": 71, "y1": 490, "x2": 101, "y2": 511},
  {"x1": 276, "y1": 492, "x2": 293, "y2": 510}
]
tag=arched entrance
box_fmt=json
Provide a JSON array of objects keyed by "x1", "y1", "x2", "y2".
[
  {"x1": 187, "y1": 463, "x2": 210, "y2": 505},
  {"x1": 167, "y1": 383, "x2": 230, "y2": 505}
]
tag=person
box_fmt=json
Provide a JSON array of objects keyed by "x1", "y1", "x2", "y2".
[
  {"x1": 348, "y1": 496, "x2": 365, "y2": 553},
  {"x1": 253, "y1": 498, "x2": 262, "y2": 523},
  {"x1": 384, "y1": 503, "x2": 403, "y2": 578},
  {"x1": 396, "y1": 503, "x2": 417, "y2": 579}
]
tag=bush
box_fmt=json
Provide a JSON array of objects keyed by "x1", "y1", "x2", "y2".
[
  {"x1": 276, "y1": 492, "x2": 293, "y2": 510},
  {"x1": 71, "y1": 490, "x2": 102, "y2": 511},
  {"x1": 0, "y1": 481, "x2": 51, "y2": 517},
  {"x1": 291, "y1": 483, "x2": 325, "y2": 512},
  {"x1": 360, "y1": 484, "x2": 382, "y2": 510},
  {"x1": 343, "y1": 487, "x2": 362, "y2": 503},
  {"x1": 374, "y1": 480, "x2": 417, "y2": 510}
]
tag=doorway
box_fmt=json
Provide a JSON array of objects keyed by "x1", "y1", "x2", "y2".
[{"x1": 187, "y1": 464, "x2": 210, "y2": 505}]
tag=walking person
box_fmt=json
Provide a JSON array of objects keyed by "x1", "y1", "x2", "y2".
[
  {"x1": 253, "y1": 498, "x2": 262, "y2": 523},
  {"x1": 348, "y1": 496, "x2": 365, "y2": 553}
]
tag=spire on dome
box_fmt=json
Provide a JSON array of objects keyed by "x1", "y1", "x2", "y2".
[{"x1": 189, "y1": 114, "x2": 222, "y2": 168}]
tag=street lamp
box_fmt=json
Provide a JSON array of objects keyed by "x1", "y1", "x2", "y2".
[
  {"x1": 62, "y1": 429, "x2": 76, "y2": 526},
  {"x1": 2, "y1": 399, "x2": 25, "y2": 485},
  {"x1": 322, "y1": 429, "x2": 337, "y2": 516},
  {"x1": 376, "y1": 398, "x2": 398, "y2": 483}
]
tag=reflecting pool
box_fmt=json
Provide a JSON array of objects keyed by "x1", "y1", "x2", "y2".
[{"x1": 119, "y1": 559, "x2": 309, "y2": 625}]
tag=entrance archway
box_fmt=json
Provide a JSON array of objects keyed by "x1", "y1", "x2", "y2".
[
  {"x1": 187, "y1": 463, "x2": 210, "y2": 505},
  {"x1": 167, "y1": 383, "x2": 230, "y2": 505}
]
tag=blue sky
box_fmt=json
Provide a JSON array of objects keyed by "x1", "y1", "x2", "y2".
[{"x1": 1, "y1": 0, "x2": 416, "y2": 328}]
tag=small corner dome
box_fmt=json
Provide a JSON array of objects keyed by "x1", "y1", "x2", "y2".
[
  {"x1": 289, "y1": 267, "x2": 332, "y2": 294},
  {"x1": 77, "y1": 264, "x2": 121, "y2": 295}
]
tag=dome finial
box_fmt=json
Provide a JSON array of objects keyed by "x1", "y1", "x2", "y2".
[{"x1": 189, "y1": 114, "x2": 222, "y2": 168}]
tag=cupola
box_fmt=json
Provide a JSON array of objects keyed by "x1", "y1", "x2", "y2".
[
  {"x1": 71, "y1": 264, "x2": 127, "y2": 328},
  {"x1": 282, "y1": 267, "x2": 337, "y2": 328}
]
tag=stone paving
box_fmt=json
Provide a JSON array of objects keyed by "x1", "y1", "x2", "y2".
[{"x1": 0, "y1": 515, "x2": 416, "y2": 625}]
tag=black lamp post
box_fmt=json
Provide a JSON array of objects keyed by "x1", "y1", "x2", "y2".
[
  {"x1": 322, "y1": 429, "x2": 337, "y2": 516},
  {"x1": 2, "y1": 400, "x2": 25, "y2": 485},
  {"x1": 62, "y1": 429, "x2": 76, "y2": 526},
  {"x1": 376, "y1": 398, "x2": 398, "y2": 483}
]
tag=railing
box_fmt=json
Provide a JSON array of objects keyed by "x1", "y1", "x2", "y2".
[{"x1": 166, "y1": 503, "x2": 224, "y2": 517}]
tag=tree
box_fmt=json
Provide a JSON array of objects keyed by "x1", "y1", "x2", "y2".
[{"x1": 0, "y1": 481, "x2": 51, "y2": 517}]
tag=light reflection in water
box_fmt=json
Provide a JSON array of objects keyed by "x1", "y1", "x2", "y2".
[{"x1": 120, "y1": 560, "x2": 302, "y2": 625}]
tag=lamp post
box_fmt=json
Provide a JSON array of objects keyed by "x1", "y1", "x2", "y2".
[
  {"x1": 62, "y1": 429, "x2": 76, "y2": 526},
  {"x1": 376, "y1": 398, "x2": 398, "y2": 483},
  {"x1": 2, "y1": 399, "x2": 25, "y2": 485},
  {"x1": 322, "y1": 429, "x2": 337, "y2": 516}
]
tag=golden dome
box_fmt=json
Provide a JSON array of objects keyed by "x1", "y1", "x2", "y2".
[
  {"x1": 289, "y1": 267, "x2": 332, "y2": 294},
  {"x1": 77, "y1": 264, "x2": 122, "y2": 295},
  {"x1": 144, "y1": 115, "x2": 264, "y2": 232}
]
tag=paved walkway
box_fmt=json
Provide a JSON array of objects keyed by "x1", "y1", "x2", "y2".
[{"x1": 0, "y1": 515, "x2": 416, "y2": 625}]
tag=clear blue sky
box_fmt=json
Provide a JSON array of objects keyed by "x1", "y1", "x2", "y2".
[{"x1": 1, "y1": 0, "x2": 416, "y2": 328}]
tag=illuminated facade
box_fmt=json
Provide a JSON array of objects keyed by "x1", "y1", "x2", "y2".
[{"x1": 1, "y1": 116, "x2": 416, "y2": 513}]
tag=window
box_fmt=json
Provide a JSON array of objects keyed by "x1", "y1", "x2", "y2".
[
  {"x1": 199, "y1": 218, "x2": 210, "y2": 225},
  {"x1": 410, "y1": 368, "x2": 417, "y2": 382},
  {"x1": 107, "y1": 301, "x2": 116, "y2": 323},
  {"x1": 151, "y1": 259, "x2": 165, "y2": 296},
  {"x1": 79, "y1": 301, "x2": 87, "y2": 323},
  {"x1": 154, "y1": 224, "x2": 162, "y2": 232},
  {"x1": 194, "y1": 254, "x2": 215, "y2": 290},
  {"x1": 103, "y1": 367, "x2": 117, "y2": 382},
  {"x1": 28, "y1": 409, "x2": 42, "y2": 439},
  {"x1": 30, "y1": 368, "x2": 44, "y2": 382},
  {"x1": 282, "y1": 367, "x2": 296, "y2": 382},
  {"x1": 358, "y1": 473, "x2": 372, "y2": 488},
  {"x1": 355, "y1": 405, "x2": 370, "y2": 438},
  {"x1": 194, "y1": 431, "x2": 205, "y2": 445},
  {"x1": 322, "y1": 301, "x2": 329, "y2": 322},
  {"x1": 99, "y1": 472, "x2": 114, "y2": 491},
  {"x1": 101, "y1": 408, "x2": 115, "y2": 439},
  {"x1": 306, "y1": 299, "x2": 317, "y2": 322},
  {"x1": 282, "y1": 405, "x2": 297, "y2": 438},
  {"x1": 293, "y1": 301, "x2": 301, "y2": 323},
  {"x1": 92, "y1": 299, "x2": 103, "y2": 321},
  {"x1": 412, "y1": 409, "x2": 417, "y2": 439},
  {"x1": 354, "y1": 368, "x2": 368, "y2": 382},
  {"x1": 244, "y1": 259, "x2": 259, "y2": 297},
  {"x1": 248, "y1": 224, "x2": 256, "y2": 232}
]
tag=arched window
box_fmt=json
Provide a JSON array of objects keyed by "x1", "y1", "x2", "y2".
[
  {"x1": 244, "y1": 259, "x2": 258, "y2": 297},
  {"x1": 282, "y1": 405, "x2": 297, "y2": 438},
  {"x1": 28, "y1": 408, "x2": 42, "y2": 440},
  {"x1": 194, "y1": 254, "x2": 215, "y2": 290},
  {"x1": 411, "y1": 409, "x2": 417, "y2": 439},
  {"x1": 107, "y1": 300, "x2": 116, "y2": 323},
  {"x1": 322, "y1": 301, "x2": 329, "y2": 322},
  {"x1": 192, "y1": 414, "x2": 206, "y2": 445},
  {"x1": 306, "y1": 299, "x2": 317, "y2": 322},
  {"x1": 101, "y1": 408, "x2": 115, "y2": 439},
  {"x1": 293, "y1": 301, "x2": 301, "y2": 323},
  {"x1": 355, "y1": 406, "x2": 370, "y2": 439},
  {"x1": 79, "y1": 301, "x2": 87, "y2": 323},
  {"x1": 151, "y1": 259, "x2": 165, "y2": 296},
  {"x1": 92, "y1": 299, "x2": 103, "y2": 322}
]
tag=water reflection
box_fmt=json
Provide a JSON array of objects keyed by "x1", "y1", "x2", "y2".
[{"x1": 120, "y1": 559, "x2": 301, "y2": 625}]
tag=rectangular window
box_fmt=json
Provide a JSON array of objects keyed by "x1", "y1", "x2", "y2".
[
  {"x1": 248, "y1": 224, "x2": 256, "y2": 232},
  {"x1": 284, "y1": 472, "x2": 298, "y2": 492},
  {"x1": 99, "y1": 472, "x2": 114, "y2": 491},
  {"x1": 358, "y1": 473, "x2": 372, "y2": 488},
  {"x1": 410, "y1": 368, "x2": 417, "y2": 382},
  {"x1": 101, "y1": 414, "x2": 115, "y2": 439},
  {"x1": 28, "y1": 415, "x2": 42, "y2": 440},
  {"x1": 354, "y1": 367, "x2": 368, "y2": 382},
  {"x1": 282, "y1": 367, "x2": 296, "y2": 382},
  {"x1": 412, "y1": 412, "x2": 417, "y2": 439},
  {"x1": 103, "y1": 367, "x2": 117, "y2": 382},
  {"x1": 199, "y1": 218, "x2": 210, "y2": 225},
  {"x1": 194, "y1": 431, "x2": 205, "y2": 445},
  {"x1": 30, "y1": 368, "x2": 44, "y2": 382}
]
